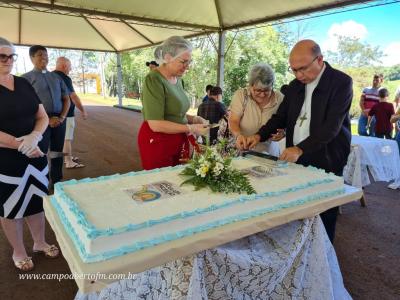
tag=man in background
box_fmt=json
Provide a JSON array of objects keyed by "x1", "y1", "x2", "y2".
[
  {"x1": 23, "y1": 45, "x2": 70, "y2": 185},
  {"x1": 197, "y1": 86, "x2": 226, "y2": 144},
  {"x1": 358, "y1": 74, "x2": 383, "y2": 136},
  {"x1": 54, "y1": 57, "x2": 88, "y2": 169},
  {"x1": 202, "y1": 84, "x2": 213, "y2": 102}
]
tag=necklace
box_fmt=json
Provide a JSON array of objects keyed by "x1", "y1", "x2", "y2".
[
  {"x1": 299, "y1": 112, "x2": 307, "y2": 127},
  {"x1": 298, "y1": 92, "x2": 309, "y2": 128}
]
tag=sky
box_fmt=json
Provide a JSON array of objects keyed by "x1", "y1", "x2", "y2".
[
  {"x1": 289, "y1": 1, "x2": 400, "y2": 66},
  {"x1": 13, "y1": 0, "x2": 400, "y2": 73}
]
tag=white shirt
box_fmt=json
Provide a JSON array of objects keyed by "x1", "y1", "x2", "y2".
[{"x1": 293, "y1": 64, "x2": 326, "y2": 146}]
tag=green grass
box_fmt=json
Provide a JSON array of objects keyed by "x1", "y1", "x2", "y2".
[
  {"x1": 385, "y1": 79, "x2": 400, "y2": 96},
  {"x1": 77, "y1": 93, "x2": 198, "y2": 115},
  {"x1": 351, "y1": 124, "x2": 358, "y2": 136},
  {"x1": 77, "y1": 93, "x2": 142, "y2": 107}
]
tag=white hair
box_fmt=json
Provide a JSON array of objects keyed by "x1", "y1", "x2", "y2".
[
  {"x1": 248, "y1": 63, "x2": 275, "y2": 88},
  {"x1": 154, "y1": 36, "x2": 192, "y2": 65},
  {"x1": 0, "y1": 37, "x2": 15, "y2": 51}
]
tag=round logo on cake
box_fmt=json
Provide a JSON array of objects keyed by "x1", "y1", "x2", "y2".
[{"x1": 132, "y1": 190, "x2": 161, "y2": 202}]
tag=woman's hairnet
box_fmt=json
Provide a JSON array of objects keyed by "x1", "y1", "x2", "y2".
[
  {"x1": 0, "y1": 37, "x2": 15, "y2": 51},
  {"x1": 154, "y1": 36, "x2": 192, "y2": 65}
]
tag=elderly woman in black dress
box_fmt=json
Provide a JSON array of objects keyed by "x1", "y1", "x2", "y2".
[{"x1": 0, "y1": 37, "x2": 59, "y2": 271}]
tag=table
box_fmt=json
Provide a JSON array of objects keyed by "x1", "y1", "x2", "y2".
[
  {"x1": 44, "y1": 185, "x2": 362, "y2": 294},
  {"x1": 343, "y1": 135, "x2": 400, "y2": 189},
  {"x1": 75, "y1": 217, "x2": 351, "y2": 300}
]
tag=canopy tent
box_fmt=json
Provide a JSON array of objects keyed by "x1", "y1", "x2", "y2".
[
  {"x1": 0, "y1": 0, "x2": 373, "y2": 52},
  {"x1": 0, "y1": 0, "x2": 376, "y2": 104}
]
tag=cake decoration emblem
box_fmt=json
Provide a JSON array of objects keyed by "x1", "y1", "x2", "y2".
[{"x1": 132, "y1": 185, "x2": 161, "y2": 202}]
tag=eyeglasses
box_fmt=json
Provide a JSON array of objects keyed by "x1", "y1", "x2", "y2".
[
  {"x1": 0, "y1": 53, "x2": 18, "y2": 63},
  {"x1": 253, "y1": 88, "x2": 272, "y2": 95},
  {"x1": 288, "y1": 56, "x2": 319, "y2": 74},
  {"x1": 176, "y1": 58, "x2": 192, "y2": 66}
]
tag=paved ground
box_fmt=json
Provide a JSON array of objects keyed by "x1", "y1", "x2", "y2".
[{"x1": 1, "y1": 102, "x2": 399, "y2": 300}]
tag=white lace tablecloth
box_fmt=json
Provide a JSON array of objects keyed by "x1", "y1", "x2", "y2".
[
  {"x1": 343, "y1": 135, "x2": 400, "y2": 189},
  {"x1": 75, "y1": 217, "x2": 351, "y2": 300}
]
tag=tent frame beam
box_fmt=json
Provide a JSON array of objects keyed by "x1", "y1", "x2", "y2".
[
  {"x1": 82, "y1": 16, "x2": 117, "y2": 52},
  {"x1": 2, "y1": 0, "x2": 219, "y2": 31},
  {"x1": 223, "y1": 0, "x2": 370, "y2": 31}
]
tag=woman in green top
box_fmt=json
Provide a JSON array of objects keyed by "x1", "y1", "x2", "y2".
[{"x1": 138, "y1": 36, "x2": 209, "y2": 170}]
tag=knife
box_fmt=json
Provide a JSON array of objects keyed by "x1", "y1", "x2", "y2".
[{"x1": 241, "y1": 150, "x2": 279, "y2": 161}]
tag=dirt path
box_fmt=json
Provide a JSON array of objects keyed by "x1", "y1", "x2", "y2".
[{"x1": 1, "y1": 102, "x2": 398, "y2": 299}]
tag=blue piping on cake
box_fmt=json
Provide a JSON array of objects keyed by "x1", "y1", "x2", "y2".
[
  {"x1": 54, "y1": 164, "x2": 336, "y2": 240},
  {"x1": 51, "y1": 179, "x2": 344, "y2": 263}
]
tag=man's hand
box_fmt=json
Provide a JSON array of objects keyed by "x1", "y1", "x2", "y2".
[
  {"x1": 270, "y1": 129, "x2": 285, "y2": 141},
  {"x1": 49, "y1": 117, "x2": 61, "y2": 128},
  {"x1": 279, "y1": 146, "x2": 303, "y2": 163},
  {"x1": 81, "y1": 110, "x2": 88, "y2": 120}
]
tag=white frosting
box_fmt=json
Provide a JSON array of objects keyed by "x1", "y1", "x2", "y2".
[{"x1": 53, "y1": 159, "x2": 344, "y2": 262}]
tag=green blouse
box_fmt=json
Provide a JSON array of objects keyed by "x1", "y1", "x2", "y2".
[{"x1": 142, "y1": 70, "x2": 190, "y2": 124}]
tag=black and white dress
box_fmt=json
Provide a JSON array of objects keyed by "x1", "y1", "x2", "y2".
[{"x1": 0, "y1": 76, "x2": 48, "y2": 219}]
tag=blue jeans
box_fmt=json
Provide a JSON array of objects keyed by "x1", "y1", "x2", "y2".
[
  {"x1": 358, "y1": 114, "x2": 376, "y2": 136},
  {"x1": 395, "y1": 132, "x2": 400, "y2": 155},
  {"x1": 375, "y1": 132, "x2": 392, "y2": 139}
]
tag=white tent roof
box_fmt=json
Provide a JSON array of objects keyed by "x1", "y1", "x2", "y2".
[{"x1": 0, "y1": 0, "x2": 371, "y2": 52}]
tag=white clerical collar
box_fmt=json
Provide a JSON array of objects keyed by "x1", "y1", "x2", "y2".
[
  {"x1": 306, "y1": 63, "x2": 326, "y2": 88},
  {"x1": 34, "y1": 68, "x2": 47, "y2": 74}
]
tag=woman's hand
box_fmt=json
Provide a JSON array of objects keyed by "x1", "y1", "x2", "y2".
[
  {"x1": 25, "y1": 146, "x2": 45, "y2": 158},
  {"x1": 192, "y1": 116, "x2": 209, "y2": 125},
  {"x1": 15, "y1": 131, "x2": 42, "y2": 155},
  {"x1": 246, "y1": 134, "x2": 261, "y2": 150},
  {"x1": 235, "y1": 134, "x2": 248, "y2": 150},
  {"x1": 187, "y1": 124, "x2": 209, "y2": 136}
]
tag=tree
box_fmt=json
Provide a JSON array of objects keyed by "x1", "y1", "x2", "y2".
[
  {"x1": 223, "y1": 26, "x2": 290, "y2": 105},
  {"x1": 326, "y1": 36, "x2": 384, "y2": 68},
  {"x1": 386, "y1": 64, "x2": 400, "y2": 81},
  {"x1": 103, "y1": 26, "x2": 290, "y2": 105}
]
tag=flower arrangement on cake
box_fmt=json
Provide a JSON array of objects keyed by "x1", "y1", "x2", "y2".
[{"x1": 180, "y1": 141, "x2": 256, "y2": 194}]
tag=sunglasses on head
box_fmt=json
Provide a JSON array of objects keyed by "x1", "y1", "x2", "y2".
[{"x1": 0, "y1": 53, "x2": 18, "y2": 63}]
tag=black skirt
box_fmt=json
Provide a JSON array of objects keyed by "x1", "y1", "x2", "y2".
[{"x1": 0, "y1": 148, "x2": 48, "y2": 219}]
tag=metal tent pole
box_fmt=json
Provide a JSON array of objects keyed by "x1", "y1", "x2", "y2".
[
  {"x1": 116, "y1": 52, "x2": 123, "y2": 106},
  {"x1": 216, "y1": 30, "x2": 226, "y2": 90}
]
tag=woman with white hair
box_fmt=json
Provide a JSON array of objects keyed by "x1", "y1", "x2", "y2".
[
  {"x1": 138, "y1": 36, "x2": 208, "y2": 169},
  {"x1": 0, "y1": 37, "x2": 59, "y2": 271},
  {"x1": 229, "y1": 63, "x2": 285, "y2": 155}
]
